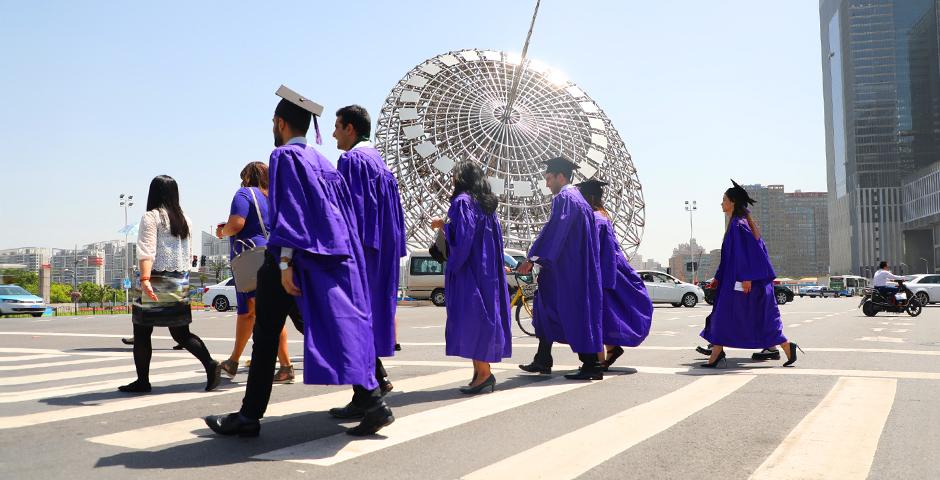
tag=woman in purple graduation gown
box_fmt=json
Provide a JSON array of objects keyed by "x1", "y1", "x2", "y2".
[
  {"x1": 431, "y1": 162, "x2": 512, "y2": 394},
  {"x1": 576, "y1": 180, "x2": 653, "y2": 369},
  {"x1": 700, "y1": 180, "x2": 802, "y2": 368}
]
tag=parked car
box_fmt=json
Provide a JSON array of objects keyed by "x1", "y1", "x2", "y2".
[
  {"x1": 804, "y1": 286, "x2": 841, "y2": 298},
  {"x1": 799, "y1": 286, "x2": 821, "y2": 297},
  {"x1": 0, "y1": 284, "x2": 46, "y2": 317},
  {"x1": 637, "y1": 270, "x2": 704, "y2": 307},
  {"x1": 702, "y1": 280, "x2": 793, "y2": 305},
  {"x1": 402, "y1": 248, "x2": 527, "y2": 307},
  {"x1": 203, "y1": 277, "x2": 237, "y2": 312},
  {"x1": 904, "y1": 274, "x2": 940, "y2": 305}
]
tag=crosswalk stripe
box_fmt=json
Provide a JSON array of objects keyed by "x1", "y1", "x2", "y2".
[
  {"x1": 749, "y1": 377, "x2": 897, "y2": 479},
  {"x1": 0, "y1": 385, "x2": 248, "y2": 430},
  {"x1": 0, "y1": 356, "x2": 126, "y2": 371},
  {"x1": 0, "y1": 331, "x2": 303, "y2": 344},
  {"x1": 0, "y1": 354, "x2": 66, "y2": 362},
  {"x1": 0, "y1": 370, "x2": 204, "y2": 404},
  {"x1": 0, "y1": 359, "x2": 199, "y2": 386},
  {"x1": 461, "y1": 375, "x2": 755, "y2": 480},
  {"x1": 253, "y1": 372, "x2": 615, "y2": 466},
  {"x1": 87, "y1": 368, "x2": 473, "y2": 450}
]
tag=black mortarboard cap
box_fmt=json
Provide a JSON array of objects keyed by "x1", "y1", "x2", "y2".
[
  {"x1": 727, "y1": 179, "x2": 756, "y2": 205},
  {"x1": 575, "y1": 179, "x2": 609, "y2": 197},
  {"x1": 541, "y1": 156, "x2": 579, "y2": 174},
  {"x1": 274, "y1": 85, "x2": 324, "y2": 144}
]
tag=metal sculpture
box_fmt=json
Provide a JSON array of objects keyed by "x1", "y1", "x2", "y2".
[{"x1": 375, "y1": 48, "x2": 645, "y2": 257}]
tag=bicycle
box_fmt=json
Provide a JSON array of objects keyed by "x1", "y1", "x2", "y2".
[{"x1": 510, "y1": 271, "x2": 538, "y2": 336}]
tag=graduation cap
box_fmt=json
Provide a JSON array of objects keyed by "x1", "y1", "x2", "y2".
[
  {"x1": 275, "y1": 85, "x2": 324, "y2": 145},
  {"x1": 727, "y1": 179, "x2": 757, "y2": 206},
  {"x1": 575, "y1": 179, "x2": 609, "y2": 197},
  {"x1": 541, "y1": 156, "x2": 579, "y2": 175}
]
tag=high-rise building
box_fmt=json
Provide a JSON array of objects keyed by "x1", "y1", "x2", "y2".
[
  {"x1": 50, "y1": 246, "x2": 106, "y2": 286},
  {"x1": 0, "y1": 247, "x2": 50, "y2": 271},
  {"x1": 821, "y1": 0, "x2": 940, "y2": 275},
  {"x1": 667, "y1": 239, "x2": 720, "y2": 283},
  {"x1": 746, "y1": 185, "x2": 830, "y2": 278}
]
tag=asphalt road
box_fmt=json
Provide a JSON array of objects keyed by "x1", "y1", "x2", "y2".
[{"x1": 1, "y1": 297, "x2": 938, "y2": 479}]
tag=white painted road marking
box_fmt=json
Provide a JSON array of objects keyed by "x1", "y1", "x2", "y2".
[
  {"x1": 88, "y1": 368, "x2": 473, "y2": 450},
  {"x1": 254, "y1": 373, "x2": 614, "y2": 465},
  {"x1": 462, "y1": 375, "x2": 755, "y2": 480},
  {"x1": 750, "y1": 377, "x2": 897, "y2": 479}
]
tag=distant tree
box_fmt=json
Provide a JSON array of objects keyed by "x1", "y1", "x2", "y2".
[
  {"x1": 207, "y1": 258, "x2": 230, "y2": 282},
  {"x1": 0, "y1": 269, "x2": 39, "y2": 294},
  {"x1": 77, "y1": 282, "x2": 103, "y2": 307},
  {"x1": 49, "y1": 283, "x2": 72, "y2": 303}
]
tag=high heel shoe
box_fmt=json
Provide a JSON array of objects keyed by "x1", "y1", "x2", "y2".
[
  {"x1": 699, "y1": 350, "x2": 726, "y2": 369},
  {"x1": 459, "y1": 374, "x2": 495, "y2": 394},
  {"x1": 783, "y1": 342, "x2": 804, "y2": 367},
  {"x1": 603, "y1": 346, "x2": 625, "y2": 371}
]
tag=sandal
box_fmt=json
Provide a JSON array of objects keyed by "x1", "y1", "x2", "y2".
[
  {"x1": 273, "y1": 365, "x2": 295, "y2": 384},
  {"x1": 219, "y1": 359, "x2": 238, "y2": 378}
]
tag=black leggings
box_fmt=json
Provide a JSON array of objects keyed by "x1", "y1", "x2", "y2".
[{"x1": 132, "y1": 323, "x2": 213, "y2": 383}]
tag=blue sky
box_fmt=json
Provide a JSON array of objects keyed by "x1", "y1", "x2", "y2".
[{"x1": 0, "y1": 1, "x2": 826, "y2": 263}]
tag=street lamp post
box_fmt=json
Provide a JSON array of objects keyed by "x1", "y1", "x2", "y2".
[
  {"x1": 684, "y1": 200, "x2": 697, "y2": 283},
  {"x1": 119, "y1": 194, "x2": 134, "y2": 307}
]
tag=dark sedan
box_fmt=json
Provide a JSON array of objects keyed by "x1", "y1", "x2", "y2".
[{"x1": 701, "y1": 280, "x2": 794, "y2": 305}]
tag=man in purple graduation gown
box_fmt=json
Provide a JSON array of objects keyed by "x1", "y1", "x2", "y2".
[
  {"x1": 328, "y1": 105, "x2": 407, "y2": 419},
  {"x1": 205, "y1": 86, "x2": 394, "y2": 437},
  {"x1": 516, "y1": 157, "x2": 605, "y2": 380},
  {"x1": 576, "y1": 179, "x2": 653, "y2": 369}
]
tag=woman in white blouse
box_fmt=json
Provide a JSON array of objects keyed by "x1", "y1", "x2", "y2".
[{"x1": 120, "y1": 175, "x2": 221, "y2": 393}]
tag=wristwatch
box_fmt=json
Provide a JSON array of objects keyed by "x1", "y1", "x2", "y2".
[{"x1": 279, "y1": 258, "x2": 291, "y2": 271}]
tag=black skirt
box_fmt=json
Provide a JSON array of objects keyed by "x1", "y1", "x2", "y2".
[{"x1": 131, "y1": 270, "x2": 193, "y2": 327}]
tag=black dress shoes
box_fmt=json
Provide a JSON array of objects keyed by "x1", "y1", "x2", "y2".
[
  {"x1": 564, "y1": 364, "x2": 603, "y2": 380},
  {"x1": 117, "y1": 380, "x2": 151, "y2": 393},
  {"x1": 204, "y1": 413, "x2": 260, "y2": 437},
  {"x1": 329, "y1": 402, "x2": 366, "y2": 419},
  {"x1": 695, "y1": 346, "x2": 713, "y2": 356},
  {"x1": 346, "y1": 402, "x2": 395, "y2": 436},
  {"x1": 751, "y1": 348, "x2": 780, "y2": 361},
  {"x1": 518, "y1": 362, "x2": 552, "y2": 374},
  {"x1": 121, "y1": 337, "x2": 134, "y2": 345}
]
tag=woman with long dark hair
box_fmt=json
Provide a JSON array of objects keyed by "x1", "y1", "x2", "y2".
[
  {"x1": 120, "y1": 175, "x2": 221, "y2": 393},
  {"x1": 216, "y1": 162, "x2": 294, "y2": 383},
  {"x1": 576, "y1": 180, "x2": 652, "y2": 369},
  {"x1": 699, "y1": 180, "x2": 801, "y2": 368},
  {"x1": 430, "y1": 162, "x2": 512, "y2": 394}
]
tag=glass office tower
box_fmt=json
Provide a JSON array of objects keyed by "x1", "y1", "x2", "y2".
[{"x1": 820, "y1": 0, "x2": 940, "y2": 275}]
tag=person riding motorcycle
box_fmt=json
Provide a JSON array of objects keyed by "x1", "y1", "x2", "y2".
[{"x1": 872, "y1": 261, "x2": 913, "y2": 304}]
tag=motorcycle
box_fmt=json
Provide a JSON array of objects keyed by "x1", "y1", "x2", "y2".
[{"x1": 858, "y1": 280, "x2": 922, "y2": 317}]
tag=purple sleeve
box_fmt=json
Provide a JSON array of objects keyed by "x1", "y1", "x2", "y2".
[
  {"x1": 230, "y1": 188, "x2": 251, "y2": 218},
  {"x1": 731, "y1": 221, "x2": 776, "y2": 282},
  {"x1": 528, "y1": 193, "x2": 576, "y2": 267},
  {"x1": 444, "y1": 196, "x2": 477, "y2": 271}
]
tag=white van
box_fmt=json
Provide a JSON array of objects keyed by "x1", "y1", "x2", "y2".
[{"x1": 401, "y1": 247, "x2": 527, "y2": 307}]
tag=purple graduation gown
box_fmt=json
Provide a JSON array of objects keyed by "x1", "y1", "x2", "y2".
[
  {"x1": 596, "y1": 212, "x2": 652, "y2": 347},
  {"x1": 443, "y1": 193, "x2": 513, "y2": 362},
  {"x1": 337, "y1": 144, "x2": 407, "y2": 357},
  {"x1": 700, "y1": 216, "x2": 786, "y2": 349},
  {"x1": 268, "y1": 143, "x2": 377, "y2": 389},
  {"x1": 529, "y1": 185, "x2": 604, "y2": 354}
]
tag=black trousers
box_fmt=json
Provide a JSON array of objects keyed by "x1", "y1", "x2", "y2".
[
  {"x1": 532, "y1": 337, "x2": 600, "y2": 367},
  {"x1": 351, "y1": 357, "x2": 387, "y2": 407},
  {"x1": 240, "y1": 254, "x2": 379, "y2": 419}
]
